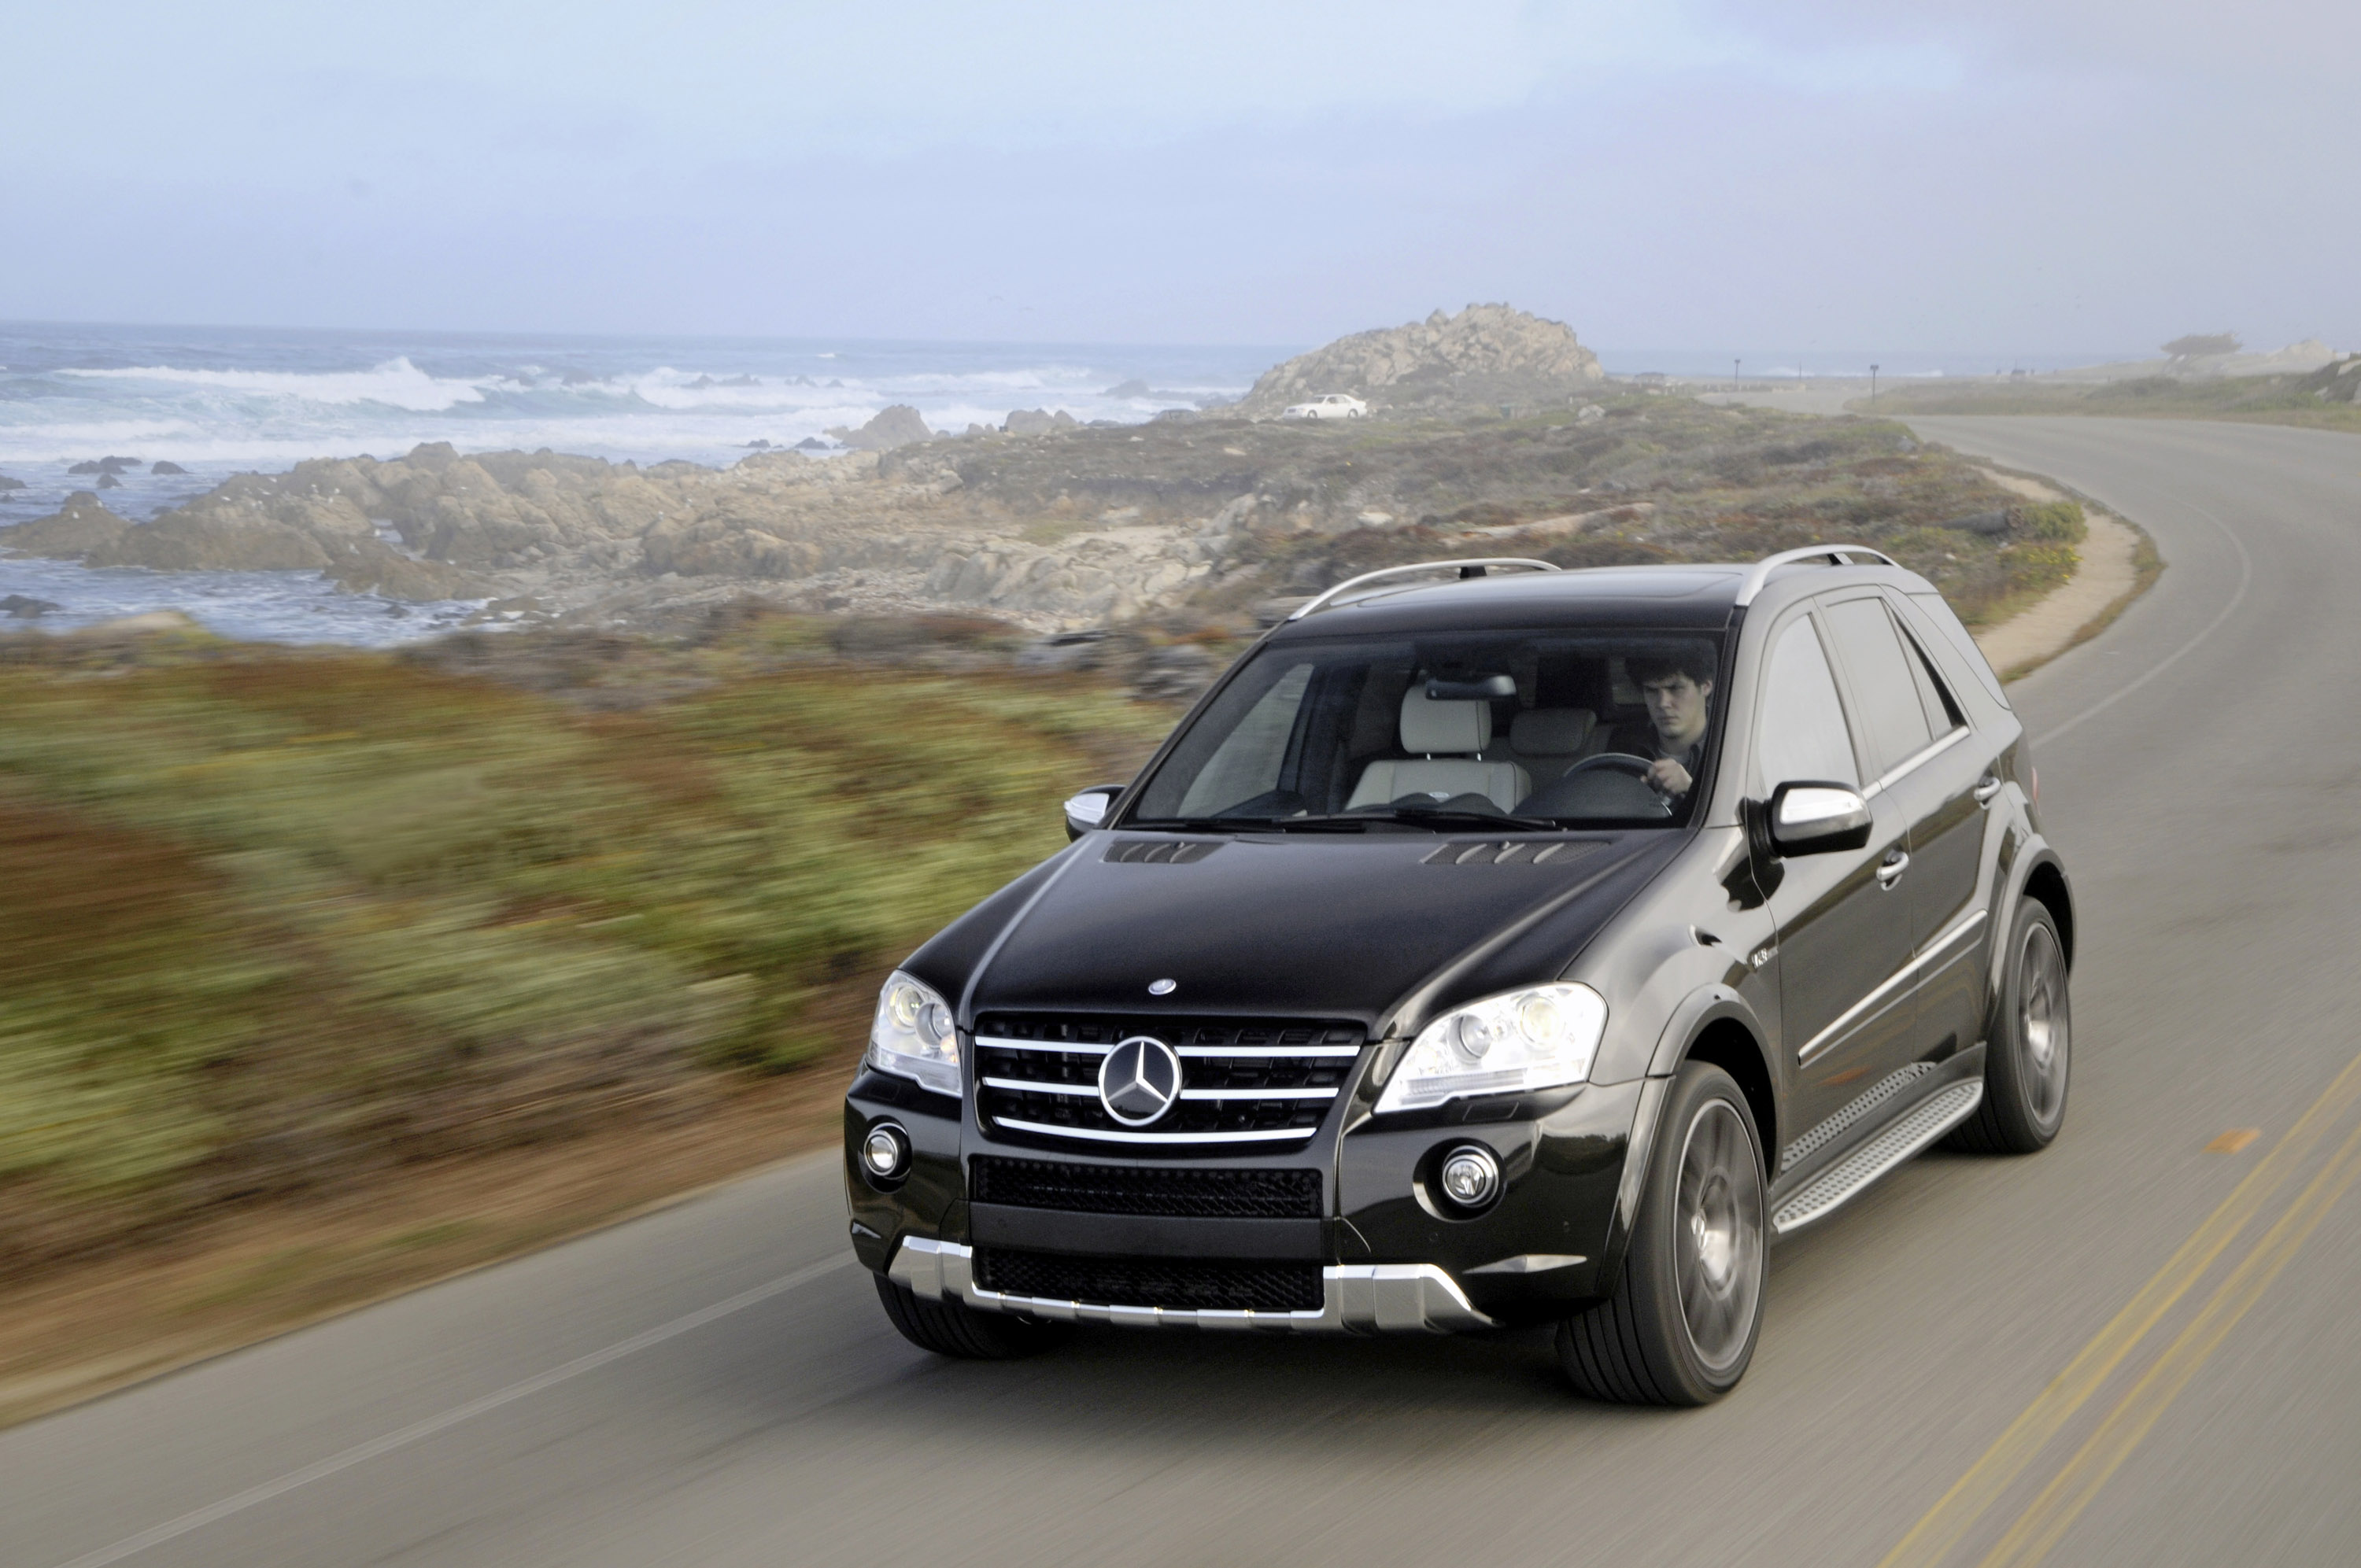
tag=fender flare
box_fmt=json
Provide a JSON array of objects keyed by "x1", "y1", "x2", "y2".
[
  {"x1": 1986, "y1": 839, "x2": 2075, "y2": 1021},
  {"x1": 1600, "y1": 985, "x2": 1779, "y2": 1289},
  {"x1": 1641, "y1": 983, "x2": 1773, "y2": 1081}
]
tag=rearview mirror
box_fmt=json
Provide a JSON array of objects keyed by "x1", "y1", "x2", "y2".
[
  {"x1": 1424, "y1": 673, "x2": 1517, "y2": 701},
  {"x1": 1767, "y1": 780, "x2": 1872, "y2": 856},
  {"x1": 1062, "y1": 784, "x2": 1123, "y2": 839}
]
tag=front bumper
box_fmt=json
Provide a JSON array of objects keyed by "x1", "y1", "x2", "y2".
[
  {"x1": 888, "y1": 1236, "x2": 1495, "y2": 1333},
  {"x1": 848, "y1": 1073, "x2": 1646, "y2": 1331}
]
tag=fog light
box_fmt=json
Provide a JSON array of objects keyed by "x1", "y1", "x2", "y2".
[
  {"x1": 861, "y1": 1122, "x2": 911, "y2": 1182},
  {"x1": 1438, "y1": 1145, "x2": 1502, "y2": 1210}
]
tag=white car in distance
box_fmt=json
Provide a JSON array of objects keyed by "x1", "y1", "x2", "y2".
[{"x1": 1280, "y1": 393, "x2": 1368, "y2": 420}]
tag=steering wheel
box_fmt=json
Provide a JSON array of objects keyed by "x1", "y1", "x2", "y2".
[
  {"x1": 1562, "y1": 752, "x2": 1658, "y2": 782},
  {"x1": 1519, "y1": 752, "x2": 1673, "y2": 820}
]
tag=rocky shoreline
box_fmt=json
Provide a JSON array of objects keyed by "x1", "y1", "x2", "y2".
[{"x1": 1, "y1": 306, "x2": 2074, "y2": 639}]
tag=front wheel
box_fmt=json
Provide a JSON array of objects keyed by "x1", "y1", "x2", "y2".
[
  {"x1": 1947, "y1": 897, "x2": 2071, "y2": 1153},
  {"x1": 1557, "y1": 1061, "x2": 1767, "y2": 1404},
  {"x1": 874, "y1": 1275, "x2": 1071, "y2": 1360}
]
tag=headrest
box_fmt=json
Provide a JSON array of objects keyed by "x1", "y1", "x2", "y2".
[
  {"x1": 1509, "y1": 707, "x2": 1596, "y2": 755},
  {"x1": 1399, "y1": 688, "x2": 1491, "y2": 754}
]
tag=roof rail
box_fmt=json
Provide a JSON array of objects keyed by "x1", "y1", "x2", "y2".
[
  {"x1": 1732, "y1": 544, "x2": 1900, "y2": 607},
  {"x1": 1288, "y1": 558, "x2": 1561, "y2": 621}
]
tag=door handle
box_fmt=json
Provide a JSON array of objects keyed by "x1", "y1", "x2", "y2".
[
  {"x1": 1972, "y1": 776, "x2": 2004, "y2": 806},
  {"x1": 1876, "y1": 850, "x2": 1910, "y2": 889}
]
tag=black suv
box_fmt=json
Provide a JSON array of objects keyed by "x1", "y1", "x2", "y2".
[{"x1": 844, "y1": 548, "x2": 2073, "y2": 1404}]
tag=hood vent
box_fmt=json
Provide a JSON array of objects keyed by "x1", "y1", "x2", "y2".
[
  {"x1": 1104, "y1": 839, "x2": 1222, "y2": 865},
  {"x1": 1422, "y1": 839, "x2": 1605, "y2": 867}
]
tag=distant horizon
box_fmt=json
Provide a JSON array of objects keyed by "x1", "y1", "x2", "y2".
[{"x1": 0, "y1": 315, "x2": 2174, "y2": 382}]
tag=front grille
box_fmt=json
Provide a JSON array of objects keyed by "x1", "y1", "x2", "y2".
[
  {"x1": 973, "y1": 1014, "x2": 1364, "y2": 1153},
  {"x1": 970, "y1": 1157, "x2": 1321, "y2": 1218},
  {"x1": 974, "y1": 1248, "x2": 1324, "y2": 1313}
]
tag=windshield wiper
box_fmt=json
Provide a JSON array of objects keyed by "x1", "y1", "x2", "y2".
[
  {"x1": 1121, "y1": 816, "x2": 1376, "y2": 833},
  {"x1": 1292, "y1": 809, "x2": 1565, "y2": 832}
]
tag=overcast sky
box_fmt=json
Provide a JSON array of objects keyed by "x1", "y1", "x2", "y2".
[{"x1": 4, "y1": 0, "x2": 2352, "y2": 355}]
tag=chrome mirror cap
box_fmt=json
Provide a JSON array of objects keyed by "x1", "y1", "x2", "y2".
[
  {"x1": 1767, "y1": 780, "x2": 1872, "y2": 856},
  {"x1": 1062, "y1": 784, "x2": 1123, "y2": 839}
]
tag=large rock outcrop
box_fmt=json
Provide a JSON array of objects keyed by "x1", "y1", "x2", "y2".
[
  {"x1": 2, "y1": 493, "x2": 133, "y2": 556},
  {"x1": 1236, "y1": 303, "x2": 1605, "y2": 418}
]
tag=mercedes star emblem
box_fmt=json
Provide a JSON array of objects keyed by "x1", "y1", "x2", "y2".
[
  {"x1": 1147, "y1": 978, "x2": 1177, "y2": 995},
  {"x1": 1099, "y1": 1035, "x2": 1183, "y2": 1126}
]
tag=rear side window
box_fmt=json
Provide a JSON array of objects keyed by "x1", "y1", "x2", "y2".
[
  {"x1": 1897, "y1": 615, "x2": 1968, "y2": 735},
  {"x1": 1908, "y1": 591, "x2": 2010, "y2": 709},
  {"x1": 1824, "y1": 597, "x2": 1933, "y2": 777},
  {"x1": 1757, "y1": 616, "x2": 1859, "y2": 789}
]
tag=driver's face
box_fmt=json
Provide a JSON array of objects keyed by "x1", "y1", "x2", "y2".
[{"x1": 1642, "y1": 673, "x2": 1710, "y2": 743}]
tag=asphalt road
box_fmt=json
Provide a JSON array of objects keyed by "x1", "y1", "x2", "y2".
[{"x1": 10, "y1": 416, "x2": 2361, "y2": 1568}]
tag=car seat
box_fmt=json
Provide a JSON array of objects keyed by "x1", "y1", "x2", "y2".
[
  {"x1": 1501, "y1": 707, "x2": 1598, "y2": 789},
  {"x1": 1347, "y1": 689, "x2": 1530, "y2": 814}
]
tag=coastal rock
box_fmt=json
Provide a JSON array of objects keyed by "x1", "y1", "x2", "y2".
[
  {"x1": 152, "y1": 461, "x2": 190, "y2": 475},
  {"x1": 2, "y1": 595, "x2": 63, "y2": 618},
  {"x1": 66, "y1": 461, "x2": 103, "y2": 475},
  {"x1": 824, "y1": 405, "x2": 934, "y2": 451},
  {"x1": 0, "y1": 475, "x2": 25, "y2": 491},
  {"x1": 96, "y1": 474, "x2": 123, "y2": 489},
  {"x1": 2, "y1": 493, "x2": 132, "y2": 557},
  {"x1": 1236, "y1": 303, "x2": 1605, "y2": 418},
  {"x1": 1003, "y1": 409, "x2": 1077, "y2": 434}
]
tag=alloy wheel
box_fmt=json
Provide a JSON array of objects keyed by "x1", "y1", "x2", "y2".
[
  {"x1": 2018, "y1": 921, "x2": 2069, "y2": 1127},
  {"x1": 1674, "y1": 1098, "x2": 1764, "y2": 1374}
]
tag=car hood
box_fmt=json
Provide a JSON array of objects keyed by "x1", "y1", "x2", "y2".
[{"x1": 951, "y1": 831, "x2": 1673, "y2": 1026}]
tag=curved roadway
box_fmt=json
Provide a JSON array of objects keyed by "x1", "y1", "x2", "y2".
[{"x1": 10, "y1": 417, "x2": 2361, "y2": 1568}]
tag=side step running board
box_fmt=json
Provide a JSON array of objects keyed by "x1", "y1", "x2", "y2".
[{"x1": 1772, "y1": 1079, "x2": 1983, "y2": 1235}]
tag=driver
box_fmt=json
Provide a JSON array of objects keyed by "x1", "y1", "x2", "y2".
[{"x1": 1607, "y1": 653, "x2": 1715, "y2": 798}]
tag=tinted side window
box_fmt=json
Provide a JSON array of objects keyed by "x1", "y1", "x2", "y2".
[
  {"x1": 1897, "y1": 616, "x2": 1968, "y2": 734},
  {"x1": 1757, "y1": 616, "x2": 1859, "y2": 789},
  {"x1": 1825, "y1": 597, "x2": 1933, "y2": 776},
  {"x1": 1908, "y1": 590, "x2": 2010, "y2": 708}
]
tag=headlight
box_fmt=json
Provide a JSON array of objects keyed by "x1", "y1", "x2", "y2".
[
  {"x1": 1373, "y1": 983, "x2": 1606, "y2": 1115},
  {"x1": 868, "y1": 971, "x2": 959, "y2": 1096}
]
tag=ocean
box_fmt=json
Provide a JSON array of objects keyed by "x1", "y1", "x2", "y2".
[{"x1": 0, "y1": 321, "x2": 1282, "y2": 643}]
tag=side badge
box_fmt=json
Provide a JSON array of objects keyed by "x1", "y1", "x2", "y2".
[{"x1": 1147, "y1": 978, "x2": 1177, "y2": 996}]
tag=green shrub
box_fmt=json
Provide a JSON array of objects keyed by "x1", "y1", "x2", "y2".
[{"x1": 0, "y1": 640, "x2": 1171, "y2": 1263}]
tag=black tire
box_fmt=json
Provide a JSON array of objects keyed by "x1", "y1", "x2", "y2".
[
  {"x1": 873, "y1": 1275, "x2": 1071, "y2": 1360},
  {"x1": 1558, "y1": 1062, "x2": 1767, "y2": 1405},
  {"x1": 1947, "y1": 897, "x2": 2071, "y2": 1153}
]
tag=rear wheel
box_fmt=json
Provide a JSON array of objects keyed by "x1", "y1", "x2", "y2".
[
  {"x1": 1557, "y1": 1061, "x2": 1766, "y2": 1405},
  {"x1": 1947, "y1": 897, "x2": 2071, "y2": 1153},
  {"x1": 874, "y1": 1275, "x2": 1071, "y2": 1360}
]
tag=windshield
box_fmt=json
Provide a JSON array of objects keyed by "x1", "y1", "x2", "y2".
[{"x1": 1127, "y1": 629, "x2": 1725, "y2": 830}]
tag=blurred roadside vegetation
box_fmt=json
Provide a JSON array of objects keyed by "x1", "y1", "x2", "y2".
[{"x1": 0, "y1": 611, "x2": 1170, "y2": 1270}]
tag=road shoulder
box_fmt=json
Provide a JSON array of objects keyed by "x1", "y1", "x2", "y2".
[{"x1": 1968, "y1": 467, "x2": 2162, "y2": 681}]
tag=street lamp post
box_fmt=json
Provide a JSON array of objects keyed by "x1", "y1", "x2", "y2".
[{"x1": 1870, "y1": 363, "x2": 1880, "y2": 408}]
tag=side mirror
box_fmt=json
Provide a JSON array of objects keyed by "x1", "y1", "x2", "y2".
[
  {"x1": 1062, "y1": 784, "x2": 1124, "y2": 839},
  {"x1": 1767, "y1": 780, "x2": 1872, "y2": 856}
]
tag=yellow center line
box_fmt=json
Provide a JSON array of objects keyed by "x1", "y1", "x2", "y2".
[
  {"x1": 1876, "y1": 1047, "x2": 2361, "y2": 1568},
  {"x1": 1979, "y1": 1116, "x2": 2361, "y2": 1566}
]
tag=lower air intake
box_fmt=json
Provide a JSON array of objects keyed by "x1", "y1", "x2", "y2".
[{"x1": 974, "y1": 1249, "x2": 1323, "y2": 1314}]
